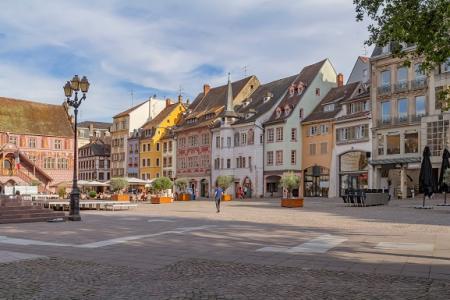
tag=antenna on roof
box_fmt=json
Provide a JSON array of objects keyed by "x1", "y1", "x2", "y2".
[
  {"x1": 130, "y1": 89, "x2": 134, "y2": 106},
  {"x1": 242, "y1": 65, "x2": 248, "y2": 77}
]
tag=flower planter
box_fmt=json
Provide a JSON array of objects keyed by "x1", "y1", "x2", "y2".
[
  {"x1": 112, "y1": 194, "x2": 130, "y2": 201},
  {"x1": 177, "y1": 193, "x2": 190, "y2": 201},
  {"x1": 222, "y1": 194, "x2": 232, "y2": 201},
  {"x1": 151, "y1": 196, "x2": 173, "y2": 204},
  {"x1": 281, "y1": 198, "x2": 303, "y2": 208}
]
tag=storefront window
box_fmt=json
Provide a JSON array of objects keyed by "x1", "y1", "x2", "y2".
[
  {"x1": 304, "y1": 166, "x2": 329, "y2": 197},
  {"x1": 339, "y1": 151, "x2": 369, "y2": 196},
  {"x1": 340, "y1": 151, "x2": 368, "y2": 172},
  {"x1": 387, "y1": 134, "x2": 400, "y2": 154},
  {"x1": 404, "y1": 132, "x2": 419, "y2": 153},
  {"x1": 377, "y1": 134, "x2": 385, "y2": 155}
]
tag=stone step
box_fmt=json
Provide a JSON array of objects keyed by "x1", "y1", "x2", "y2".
[
  {"x1": 0, "y1": 209, "x2": 58, "y2": 216},
  {"x1": 0, "y1": 212, "x2": 65, "y2": 220},
  {"x1": 0, "y1": 215, "x2": 67, "y2": 224},
  {"x1": 0, "y1": 206, "x2": 43, "y2": 211}
]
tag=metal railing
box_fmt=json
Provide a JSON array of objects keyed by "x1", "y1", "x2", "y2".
[
  {"x1": 394, "y1": 81, "x2": 408, "y2": 93},
  {"x1": 377, "y1": 84, "x2": 391, "y2": 95},
  {"x1": 411, "y1": 78, "x2": 427, "y2": 90}
]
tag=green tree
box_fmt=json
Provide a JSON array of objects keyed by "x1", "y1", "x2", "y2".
[
  {"x1": 354, "y1": 0, "x2": 450, "y2": 104},
  {"x1": 110, "y1": 177, "x2": 128, "y2": 193},
  {"x1": 216, "y1": 175, "x2": 234, "y2": 194},
  {"x1": 30, "y1": 180, "x2": 41, "y2": 186},
  {"x1": 279, "y1": 172, "x2": 300, "y2": 198},
  {"x1": 174, "y1": 178, "x2": 188, "y2": 193},
  {"x1": 152, "y1": 177, "x2": 173, "y2": 195}
]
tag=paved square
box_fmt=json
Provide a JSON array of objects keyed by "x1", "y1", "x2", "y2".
[{"x1": 1, "y1": 197, "x2": 450, "y2": 299}]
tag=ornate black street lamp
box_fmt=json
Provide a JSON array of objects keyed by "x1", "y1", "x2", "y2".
[{"x1": 64, "y1": 75, "x2": 90, "y2": 221}]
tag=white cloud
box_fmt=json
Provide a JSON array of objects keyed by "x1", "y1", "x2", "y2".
[{"x1": 0, "y1": 0, "x2": 372, "y2": 121}]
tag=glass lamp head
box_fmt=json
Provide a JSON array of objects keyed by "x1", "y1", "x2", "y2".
[
  {"x1": 79, "y1": 76, "x2": 90, "y2": 93},
  {"x1": 64, "y1": 81, "x2": 73, "y2": 97},
  {"x1": 71, "y1": 75, "x2": 80, "y2": 91}
]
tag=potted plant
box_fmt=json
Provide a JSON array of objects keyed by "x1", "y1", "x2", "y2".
[
  {"x1": 279, "y1": 172, "x2": 303, "y2": 208},
  {"x1": 216, "y1": 175, "x2": 234, "y2": 201},
  {"x1": 110, "y1": 177, "x2": 129, "y2": 201},
  {"x1": 174, "y1": 178, "x2": 190, "y2": 201},
  {"x1": 151, "y1": 177, "x2": 174, "y2": 204},
  {"x1": 57, "y1": 186, "x2": 66, "y2": 199},
  {"x1": 88, "y1": 190, "x2": 97, "y2": 199}
]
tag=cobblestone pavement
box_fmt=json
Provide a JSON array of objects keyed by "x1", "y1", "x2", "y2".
[{"x1": 1, "y1": 257, "x2": 450, "y2": 300}]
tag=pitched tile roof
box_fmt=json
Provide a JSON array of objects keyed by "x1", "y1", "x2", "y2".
[
  {"x1": 0, "y1": 97, "x2": 74, "y2": 137},
  {"x1": 78, "y1": 121, "x2": 112, "y2": 130},
  {"x1": 264, "y1": 59, "x2": 327, "y2": 125},
  {"x1": 233, "y1": 74, "x2": 298, "y2": 125},
  {"x1": 302, "y1": 82, "x2": 361, "y2": 123},
  {"x1": 79, "y1": 140, "x2": 111, "y2": 156},
  {"x1": 177, "y1": 76, "x2": 258, "y2": 130},
  {"x1": 142, "y1": 103, "x2": 184, "y2": 131}
]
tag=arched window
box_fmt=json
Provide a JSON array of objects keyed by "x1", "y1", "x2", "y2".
[
  {"x1": 276, "y1": 107, "x2": 282, "y2": 118},
  {"x1": 284, "y1": 105, "x2": 291, "y2": 116}
]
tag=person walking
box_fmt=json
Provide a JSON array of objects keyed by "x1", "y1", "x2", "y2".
[{"x1": 214, "y1": 186, "x2": 223, "y2": 213}]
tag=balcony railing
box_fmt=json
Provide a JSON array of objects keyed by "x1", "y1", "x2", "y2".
[
  {"x1": 377, "y1": 84, "x2": 391, "y2": 96},
  {"x1": 411, "y1": 78, "x2": 427, "y2": 90},
  {"x1": 394, "y1": 81, "x2": 408, "y2": 93},
  {"x1": 377, "y1": 114, "x2": 424, "y2": 127}
]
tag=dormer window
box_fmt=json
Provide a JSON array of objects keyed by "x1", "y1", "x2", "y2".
[
  {"x1": 276, "y1": 107, "x2": 282, "y2": 118},
  {"x1": 284, "y1": 105, "x2": 291, "y2": 116},
  {"x1": 299, "y1": 108, "x2": 304, "y2": 119},
  {"x1": 264, "y1": 92, "x2": 273, "y2": 103},
  {"x1": 324, "y1": 104, "x2": 335, "y2": 112},
  {"x1": 297, "y1": 82, "x2": 305, "y2": 95},
  {"x1": 289, "y1": 84, "x2": 295, "y2": 97},
  {"x1": 315, "y1": 88, "x2": 320, "y2": 96}
]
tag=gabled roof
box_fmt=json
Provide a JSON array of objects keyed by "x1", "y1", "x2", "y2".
[
  {"x1": 79, "y1": 140, "x2": 111, "y2": 156},
  {"x1": 78, "y1": 121, "x2": 112, "y2": 130},
  {"x1": 0, "y1": 97, "x2": 73, "y2": 137},
  {"x1": 302, "y1": 82, "x2": 360, "y2": 123},
  {"x1": 233, "y1": 74, "x2": 298, "y2": 125},
  {"x1": 177, "y1": 76, "x2": 258, "y2": 130},
  {"x1": 264, "y1": 59, "x2": 327, "y2": 125},
  {"x1": 142, "y1": 103, "x2": 184, "y2": 130},
  {"x1": 114, "y1": 100, "x2": 148, "y2": 118}
]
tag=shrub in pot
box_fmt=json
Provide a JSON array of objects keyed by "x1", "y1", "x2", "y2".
[
  {"x1": 216, "y1": 175, "x2": 234, "y2": 201},
  {"x1": 88, "y1": 190, "x2": 97, "y2": 199},
  {"x1": 57, "y1": 186, "x2": 66, "y2": 199},
  {"x1": 279, "y1": 172, "x2": 303, "y2": 208},
  {"x1": 174, "y1": 178, "x2": 190, "y2": 201},
  {"x1": 110, "y1": 177, "x2": 129, "y2": 201},
  {"x1": 151, "y1": 177, "x2": 173, "y2": 204}
]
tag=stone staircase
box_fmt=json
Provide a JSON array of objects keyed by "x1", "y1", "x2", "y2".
[{"x1": 0, "y1": 196, "x2": 66, "y2": 224}]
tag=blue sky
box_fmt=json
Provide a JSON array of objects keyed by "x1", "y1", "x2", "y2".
[{"x1": 0, "y1": 0, "x2": 371, "y2": 122}]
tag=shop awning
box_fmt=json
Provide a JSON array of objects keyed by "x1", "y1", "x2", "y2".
[{"x1": 369, "y1": 157, "x2": 421, "y2": 166}]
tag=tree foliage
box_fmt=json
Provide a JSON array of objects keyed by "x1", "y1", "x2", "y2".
[
  {"x1": 279, "y1": 172, "x2": 300, "y2": 197},
  {"x1": 110, "y1": 177, "x2": 129, "y2": 192},
  {"x1": 152, "y1": 177, "x2": 173, "y2": 194},
  {"x1": 174, "y1": 178, "x2": 188, "y2": 192},
  {"x1": 216, "y1": 175, "x2": 234, "y2": 193}
]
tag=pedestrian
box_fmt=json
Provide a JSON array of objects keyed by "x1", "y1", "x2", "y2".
[{"x1": 214, "y1": 186, "x2": 223, "y2": 213}]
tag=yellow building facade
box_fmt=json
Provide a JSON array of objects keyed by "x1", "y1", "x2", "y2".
[{"x1": 139, "y1": 100, "x2": 185, "y2": 180}]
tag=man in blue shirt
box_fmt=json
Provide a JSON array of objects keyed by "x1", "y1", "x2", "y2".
[{"x1": 214, "y1": 186, "x2": 223, "y2": 213}]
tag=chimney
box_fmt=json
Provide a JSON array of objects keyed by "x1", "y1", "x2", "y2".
[
  {"x1": 165, "y1": 98, "x2": 173, "y2": 107},
  {"x1": 203, "y1": 84, "x2": 211, "y2": 95},
  {"x1": 178, "y1": 94, "x2": 183, "y2": 103},
  {"x1": 337, "y1": 73, "x2": 344, "y2": 87}
]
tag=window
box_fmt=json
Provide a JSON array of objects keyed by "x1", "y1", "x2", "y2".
[
  {"x1": 57, "y1": 158, "x2": 68, "y2": 169},
  {"x1": 227, "y1": 159, "x2": 231, "y2": 169},
  {"x1": 267, "y1": 128, "x2": 274, "y2": 142},
  {"x1": 324, "y1": 104, "x2": 334, "y2": 112},
  {"x1": 362, "y1": 68, "x2": 368, "y2": 81},
  {"x1": 54, "y1": 140, "x2": 62, "y2": 150},
  {"x1": 214, "y1": 158, "x2": 220, "y2": 170},
  {"x1": 242, "y1": 157, "x2": 246, "y2": 168},
  {"x1": 276, "y1": 150, "x2": 283, "y2": 165},
  {"x1": 168, "y1": 141, "x2": 173, "y2": 151},
  {"x1": 156, "y1": 158, "x2": 160, "y2": 167},
  {"x1": 227, "y1": 137, "x2": 231, "y2": 147},
  {"x1": 299, "y1": 108, "x2": 304, "y2": 119},
  {"x1": 147, "y1": 158, "x2": 150, "y2": 166},
  {"x1": 397, "y1": 98, "x2": 408, "y2": 121},
  {"x1": 260, "y1": 134, "x2": 264, "y2": 144},
  {"x1": 405, "y1": 132, "x2": 419, "y2": 153},
  {"x1": 291, "y1": 128, "x2": 297, "y2": 141},
  {"x1": 315, "y1": 88, "x2": 320, "y2": 96},
  {"x1": 44, "y1": 157, "x2": 55, "y2": 169},
  {"x1": 382, "y1": 44, "x2": 390, "y2": 54},
  {"x1": 234, "y1": 133, "x2": 240, "y2": 146},
  {"x1": 241, "y1": 133, "x2": 247, "y2": 145},
  {"x1": 427, "y1": 120, "x2": 450, "y2": 156},
  {"x1": 320, "y1": 142, "x2": 327, "y2": 154},
  {"x1": 291, "y1": 150, "x2": 296, "y2": 165},
  {"x1": 415, "y1": 96, "x2": 426, "y2": 117},
  {"x1": 387, "y1": 134, "x2": 400, "y2": 154},
  {"x1": 309, "y1": 144, "x2": 316, "y2": 155},
  {"x1": 248, "y1": 129, "x2": 254, "y2": 145},
  {"x1": 275, "y1": 107, "x2": 282, "y2": 118},
  {"x1": 156, "y1": 143, "x2": 160, "y2": 151},
  {"x1": 267, "y1": 151, "x2": 273, "y2": 166},
  {"x1": 441, "y1": 57, "x2": 450, "y2": 73},
  {"x1": 276, "y1": 127, "x2": 283, "y2": 141},
  {"x1": 319, "y1": 124, "x2": 329, "y2": 135},
  {"x1": 142, "y1": 159, "x2": 146, "y2": 167},
  {"x1": 380, "y1": 70, "x2": 391, "y2": 87},
  {"x1": 308, "y1": 126, "x2": 317, "y2": 136},
  {"x1": 221, "y1": 137, "x2": 224, "y2": 148},
  {"x1": 216, "y1": 136, "x2": 220, "y2": 148},
  {"x1": 381, "y1": 101, "x2": 391, "y2": 123},
  {"x1": 414, "y1": 63, "x2": 425, "y2": 79},
  {"x1": 28, "y1": 138, "x2": 36, "y2": 148},
  {"x1": 397, "y1": 67, "x2": 408, "y2": 83},
  {"x1": 163, "y1": 142, "x2": 167, "y2": 152},
  {"x1": 202, "y1": 133, "x2": 209, "y2": 145}
]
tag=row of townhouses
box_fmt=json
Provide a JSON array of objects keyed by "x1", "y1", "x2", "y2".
[{"x1": 1, "y1": 46, "x2": 449, "y2": 198}]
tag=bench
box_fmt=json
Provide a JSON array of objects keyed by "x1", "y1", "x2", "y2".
[{"x1": 105, "y1": 203, "x2": 138, "y2": 211}]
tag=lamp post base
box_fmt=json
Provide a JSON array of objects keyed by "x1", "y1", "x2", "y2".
[{"x1": 69, "y1": 188, "x2": 81, "y2": 221}]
